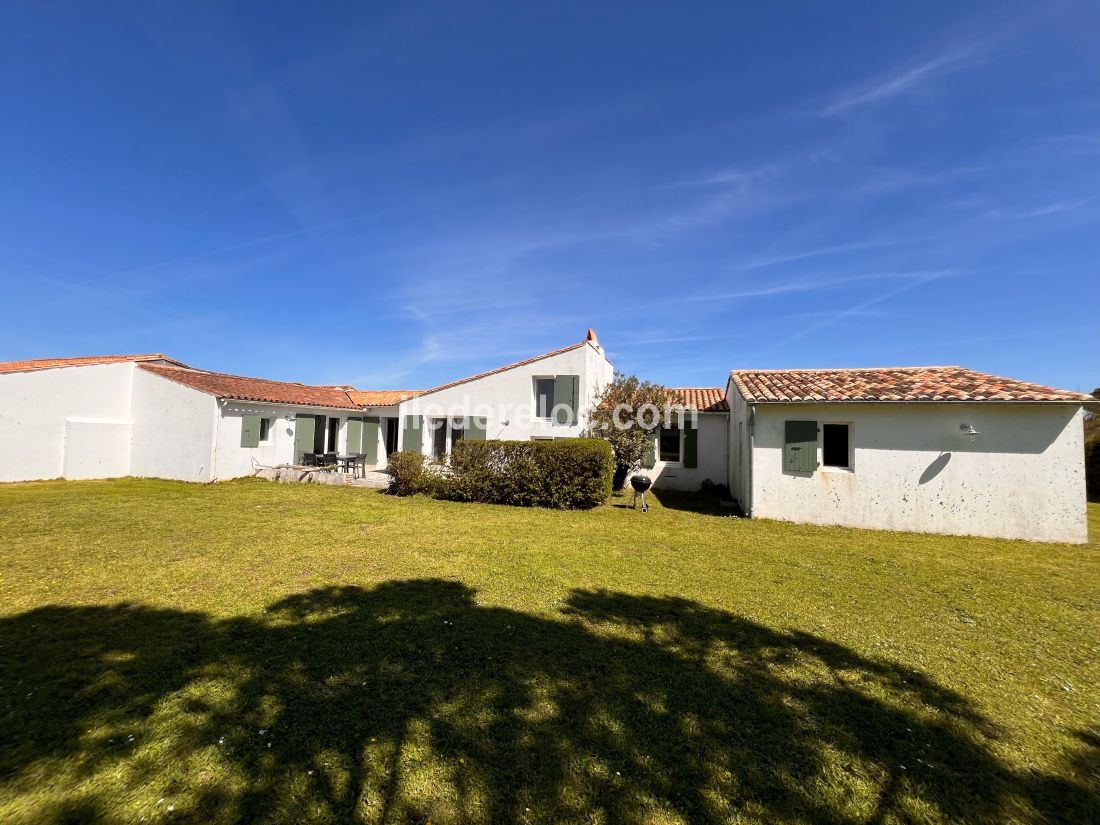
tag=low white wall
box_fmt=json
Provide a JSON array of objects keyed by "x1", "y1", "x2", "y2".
[
  {"x1": 130, "y1": 368, "x2": 217, "y2": 482},
  {"x1": 749, "y1": 403, "x2": 1087, "y2": 543},
  {"x1": 397, "y1": 342, "x2": 614, "y2": 451},
  {"x1": 0, "y1": 363, "x2": 135, "y2": 482},
  {"x1": 647, "y1": 413, "x2": 729, "y2": 492}
]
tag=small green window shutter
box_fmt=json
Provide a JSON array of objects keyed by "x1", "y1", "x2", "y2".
[
  {"x1": 402, "y1": 415, "x2": 422, "y2": 454},
  {"x1": 363, "y1": 416, "x2": 380, "y2": 464},
  {"x1": 784, "y1": 420, "x2": 819, "y2": 473},
  {"x1": 642, "y1": 434, "x2": 656, "y2": 469},
  {"x1": 294, "y1": 415, "x2": 316, "y2": 461},
  {"x1": 345, "y1": 417, "x2": 363, "y2": 454},
  {"x1": 241, "y1": 414, "x2": 261, "y2": 448},
  {"x1": 465, "y1": 417, "x2": 487, "y2": 441},
  {"x1": 683, "y1": 419, "x2": 698, "y2": 468},
  {"x1": 553, "y1": 375, "x2": 579, "y2": 425}
]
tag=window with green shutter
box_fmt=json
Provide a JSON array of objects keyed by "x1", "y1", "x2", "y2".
[
  {"x1": 553, "y1": 374, "x2": 579, "y2": 425},
  {"x1": 402, "y1": 415, "x2": 422, "y2": 454},
  {"x1": 784, "y1": 420, "x2": 819, "y2": 474},
  {"x1": 464, "y1": 417, "x2": 487, "y2": 441},
  {"x1": 241, "y1": 414, "x2": 261, "y2": 448},
  {"x1": 683, "y1": 419, "x2": 698, "y2": 468}
]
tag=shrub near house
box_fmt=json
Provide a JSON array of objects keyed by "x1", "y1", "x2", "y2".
[{"x1": 388, "y1": 439, "x2": 614, "y2": 509}]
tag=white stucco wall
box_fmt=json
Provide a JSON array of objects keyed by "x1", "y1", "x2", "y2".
[
  {"x1": 212, "y1": 403, "x2": 328, "y2": 480},
  {"x1": 397, "y1": 341, "x2": 614, "y2": 452},
  {"x1": 130, "y1": 368, "x2": 218, "y2": 482},
  {"x1": 0, "y1": 363, "x2": 136, "y2": 482},
  {"x1": 645, "y1": 413, "x2": 729, "y2": 491},
  {"x1": 748, "y1": 402, "x2": 1087, "y2": 543}
]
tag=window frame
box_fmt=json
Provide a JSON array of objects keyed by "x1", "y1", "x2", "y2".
[
  {"x1": 258, "y1": 417, "x2": 274, "y2": 445},
  {"x1": 821, "y1": 421, "x2": 854, "y2": 471},
  {"x1": 430, "y1": 417, "x2": 449, "y2": 461},
  {"x1": 533, "y1": 376, "x2": 555, "y2": 421}
]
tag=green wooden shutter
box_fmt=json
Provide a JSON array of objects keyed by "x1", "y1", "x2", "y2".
[
  {"x1": 784, "y1": 420, "x2": 819, "y2": 473},
  {"x1": 294, "y1": 415, "x2": 316, "y2": 461},
  {"x1": 241, "y1": 414, "x2": 261, "y2": 448},
  {"x1": 642, "y1": 434, "x2": 656, "y2": 468},
  {"x1": 363, "y1": 416, "x2": 380, "y2": 464},
  {"x1": 402, "y1": 415, "x2": 422, "y2": 454},
  {"x1": 553, "y1": 375, "x2": 579, "y2": 425},
  {"x1": 683, "y1": 419, "x2": 698, "y2": 468},
  {"x1": 465, "y1": 417, "x2": 487, "y2": 441},
  {"x1": 345, "y1": 417, "x2": 363, "y2": 454}
]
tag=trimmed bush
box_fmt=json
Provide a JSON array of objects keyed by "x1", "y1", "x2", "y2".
[
  {"x1": 385, "y1": 451, "x2": 439, "y2": 497},
  {"x1": 446, "y1": 438, "x2": 614, "y2": 509}
]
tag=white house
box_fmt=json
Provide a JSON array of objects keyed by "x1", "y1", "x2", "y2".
[
  {"x1": 0, "y1": 331, "x2": 615, "y2": 483},
  {"x1": 0, "y1": 335, "x2": 1090, "y2": 543}
]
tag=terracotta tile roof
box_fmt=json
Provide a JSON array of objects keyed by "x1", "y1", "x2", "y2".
[
  {"x1": 731, "y1": 366, "x2": 1093, "y2": 403},
  {"x1": 417, "y1": 339, "x2": 591, "y2": 398},
  {"x1": 347, "y1": 389, "x2": 423, "y2": 406},
  {"x1": 140, "y1": 364, "x2": 361, "y2": 409},
  {"x1": 0, "y1": 353, "x2": 189, "y2": 374},
  {"x1": 669, "y1": 387, "x2": 729, "y2": 412}
]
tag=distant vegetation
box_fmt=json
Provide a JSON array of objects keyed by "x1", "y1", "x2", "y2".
[{"x1": 1086, "y1": 388, "x2": 1099, "y2": 501}]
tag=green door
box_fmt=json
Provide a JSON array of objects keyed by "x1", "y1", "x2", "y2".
[
  {"x1": 363, "y1": 416, "x2": 380, "y2": 464},
  {"x1": 345, "y1": 417, "x2": 363, "y2": 454},
  {"x1": 294, "y1": 415, "x2": 316, "y2": 462},
  {"x1": 402, "y1": 415, "x2": 422, "y2": 454}
]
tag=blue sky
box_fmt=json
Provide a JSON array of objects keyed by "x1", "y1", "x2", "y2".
[{"x1": 1, "y1": 1, "x2": 1096, "y2": 392}]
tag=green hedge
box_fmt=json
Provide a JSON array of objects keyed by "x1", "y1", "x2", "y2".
[
  {"x1": 448, "y1": 438, "x2": 613, "y2": 509},
  {"x1": 387, "y1": 439, "x2": 614, "y2": 509}
]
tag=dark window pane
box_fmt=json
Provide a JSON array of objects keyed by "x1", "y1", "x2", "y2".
[
  {"x1": 258, "y1": 418, "x2": 271, "y2": 442},
  {"x1": 822, "y1": 423, "x2": 850, "y2": 468},
  {"x1": 659, "y1": 426, "x2": 681, "y2": 462},
  {"x1": 535, "y1": 378, "x2": 555, "y2": 418},
  {"x1": 327, "y1": 418, "x2": 339, "y2": 452},
  {"x1": 432, "y1": 418, "x2": 448, "y2": 459}
]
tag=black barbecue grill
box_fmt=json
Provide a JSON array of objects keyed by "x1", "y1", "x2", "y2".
[{"x1": 630, "y1": 474, "x2": 653, "y2": 512}]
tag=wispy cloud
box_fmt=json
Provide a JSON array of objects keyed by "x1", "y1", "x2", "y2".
[
  {"x1": 986, "y1": 196, "x2": 1096, "y2": 220},
  {"x1": 740, "y1": 239, "x2": 910, "y2": 270},
  {"x1": 751, "y1": 270, "x2": 956, "y2": 355},
  {"x1": 820, "y1": 47, "x2": 986, "y2": 117}
]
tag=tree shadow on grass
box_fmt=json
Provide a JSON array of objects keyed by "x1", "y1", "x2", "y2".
[
  {"x1": 647, "y1": 489, "x2": 740, "y2": 517},
  {"x1": 1, "y1": 581, "x2": 1096, "y2": 823}
]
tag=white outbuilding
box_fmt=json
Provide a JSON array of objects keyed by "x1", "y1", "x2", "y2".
[{"x1": 725, "y1": 367, "x2": 1090, "y2": 543}]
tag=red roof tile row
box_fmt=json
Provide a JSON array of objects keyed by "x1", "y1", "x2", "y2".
[
  {"x1": 140, "y1": 364, "x2": 363, "y2": 409},
  {"x1": 730, "y1": 366, "x2": 1092, "y2": 403},
  {"x1": 668, "y1": 387, "x2": 729, "y2": 412},
  {"x1": 0, "y1": 353, "x2": 189, "y2": 373},
  {"x1": 348, "y1": 389, "x2": 423, "y2": 406}
]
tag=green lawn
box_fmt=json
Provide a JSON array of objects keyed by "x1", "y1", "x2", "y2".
[{"x1": 0, "y1": 479, "x2": 1097, "y2": 824}]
